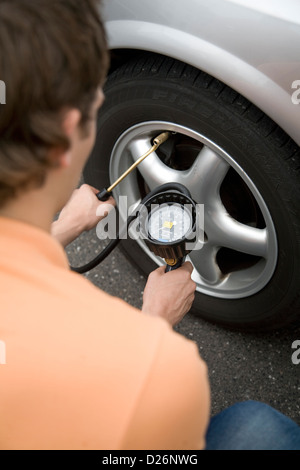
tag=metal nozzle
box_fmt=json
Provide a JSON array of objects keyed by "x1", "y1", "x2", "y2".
[{"x1": 153, "y1": 132, "x2": 171, "y2": 146}]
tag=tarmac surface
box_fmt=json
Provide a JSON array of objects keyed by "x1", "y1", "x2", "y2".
[{"x1": 66, "y1": 228, "x2": 300, "y2": 425}]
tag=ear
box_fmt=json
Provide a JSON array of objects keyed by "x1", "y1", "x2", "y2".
[
  {"x1": 63, "y1": 109, "x2": 81, "y2": 137},
  {"x1": 56, "y1": 109, "x2": 82, "y2": 169}
]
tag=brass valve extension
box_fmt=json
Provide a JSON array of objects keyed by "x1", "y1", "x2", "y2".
[{"x1": 97, "y1": 132, "x2": 171, "y2": 201}]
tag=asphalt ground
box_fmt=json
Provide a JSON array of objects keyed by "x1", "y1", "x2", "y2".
[{"x1": 66, "y1": 228, "x2": 300, "y2": 426}]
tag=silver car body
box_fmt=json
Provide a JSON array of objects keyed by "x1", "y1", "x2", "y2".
[{"x1": 102, "y1": 0, "x2": 300, "y2": 145}]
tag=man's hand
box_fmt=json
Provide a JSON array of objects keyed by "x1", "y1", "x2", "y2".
[
  {"x1": 142, "y1": 262, "x2": 196, "y2": 327},
  {"x1": 52, "y1": 184, "x2": 115, "y2": 247}
]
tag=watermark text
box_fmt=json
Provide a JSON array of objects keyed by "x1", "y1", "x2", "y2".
[
  {"x1": 291, "y1": 80, "x2": 300, "y2": 105},
  {"x1": 0, "y1": 80, "x2": 6, "y2": 104},
  {"x1": 96, "y1": 198, "x2": 205, "y2": 252},
  {"x1": 291, "y1": 340, "x2": 300, "y2": 365}
]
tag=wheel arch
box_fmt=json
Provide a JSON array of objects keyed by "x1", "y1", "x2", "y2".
[{"x1": 105, "y1": 20, "x2": 300, "y2": 146}]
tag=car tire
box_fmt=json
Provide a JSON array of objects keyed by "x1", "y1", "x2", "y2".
[{"x1": 84, "y1": 53, "x2": 300, "y2": 331}]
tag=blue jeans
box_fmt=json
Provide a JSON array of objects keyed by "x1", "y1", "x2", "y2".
[{"x1": 205, "y1": 401, "x2": 300, "y2": 450}]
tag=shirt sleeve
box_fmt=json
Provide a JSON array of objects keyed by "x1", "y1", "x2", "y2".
[{"x1": 120, "y1": 326, "x2": 211, "y2": 450}]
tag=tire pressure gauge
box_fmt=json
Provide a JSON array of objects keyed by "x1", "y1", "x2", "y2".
[
  {"x1": 70, "y1": 126, "x2": 198, "y2": 275},
  {"x1": 139, "y1": 191, "x2": 197, "y2": 272}
]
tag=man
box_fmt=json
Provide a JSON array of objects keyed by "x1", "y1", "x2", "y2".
[
  {"x1": 1, "y1": 0, "x2": 299, "y2": 451},
  {"x1": 0, "y1": 0, "x2": 209, "y2": 450}
]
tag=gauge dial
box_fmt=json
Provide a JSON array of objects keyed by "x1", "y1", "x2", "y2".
[{"x1": 148, "y1": 203, "x2": 192, "y2": 243}]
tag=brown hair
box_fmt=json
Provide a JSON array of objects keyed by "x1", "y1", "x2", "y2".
[{"x1": 0, "y1": 0, "x2": 109, "y2": 207}]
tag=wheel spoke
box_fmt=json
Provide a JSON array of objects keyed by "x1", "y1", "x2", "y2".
[
  {"x1": 129, "y1": 140, "x2": 230, "y2": 201},
  {"x1": 129, "y1": 138, "x2": 180, "y2": 190},
  {"x1": 210, "y1": 206, "x2": 268, "y2": 258},
  {"x1": 189, "y1": 244, "x2": 223, "y2": 285},
  {"x1": 181, "y1": 146, "x2": 230, "y2": 202}
]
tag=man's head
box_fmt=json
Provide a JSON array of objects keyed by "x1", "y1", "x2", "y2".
[{"x1": 0, "y1": 0, "x2": 109, "y2": 210}]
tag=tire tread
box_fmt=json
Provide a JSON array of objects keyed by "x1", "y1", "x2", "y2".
[{"x1": 107, "y1": 52, "x2": 300, "y2": 174}]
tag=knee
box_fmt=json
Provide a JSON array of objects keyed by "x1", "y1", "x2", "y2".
[{"x1": 206, "y1": 400, "x2": 300, "y2": 450}]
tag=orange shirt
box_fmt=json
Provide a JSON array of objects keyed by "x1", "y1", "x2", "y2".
[{"x1": 0, "y1": 217, "x2": 210, "y2": 450}]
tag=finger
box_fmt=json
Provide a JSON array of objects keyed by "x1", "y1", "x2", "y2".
[
  {"x1": 105, "y1": 196, "x2": 116, "y2": 206},
  {"x1": 179, "y1": 261, "x2": 194, "y2": 275},
  {"x1": 183, "y1": 296, "x2": 195, "y2": 315},
  {"x1": 96, "y1": 202, "x2": 116, "y2": 218},
  {"x1": 93, "y1": 189, "x2": 116, "y2": 206},
  {"x1": 151, "y1": 266, "x2": 166, "y2": 277},
  {"x1": 81, "y1": 184, "x2": 100, "y2": 194}
]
